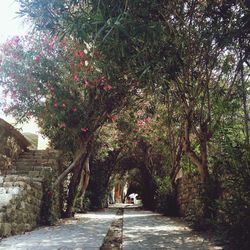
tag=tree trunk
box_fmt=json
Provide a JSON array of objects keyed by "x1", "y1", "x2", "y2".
[
  {"x1": 170, "y1": 138, "x2": 183, "y2": 187},
  {"x1": 183, "y1": 114, "x2": 210, "y2": 184},
  {"x1": 78, "y1": 156, "x2": 90, "y2": 211},
  {"x1": 64, "y1": 153, "x2": 87, "y2": 217},
  {"x1": 199, "y1": 138, "x2": 209, "y2": 184}
]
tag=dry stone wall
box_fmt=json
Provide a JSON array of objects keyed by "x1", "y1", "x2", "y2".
[
  {"x1": 0, "y1": 119, "x2": 63, "y2": 237},
  {"x1": 0, "y1": 150, "x2": 63, "y2": 238},
  {"x1": 0, "y1": 134, "x2": 23, "y2": 175},
  {"x1": 0, "y1": 118, "x2": 30, "y2": 175},
  {"x1": 0, "y1": 175, "x2": 43, "y2": 237}
]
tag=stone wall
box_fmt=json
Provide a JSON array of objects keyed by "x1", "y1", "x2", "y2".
[
  {"x1": 0, "y1": 134, "x2": 23, "y2": 175},
  {"x1": 0, "y1": 119, "x2": 63, "y2": 237},
  {"x1": 0, "y1": 150, "x2": 63, "y2": 237},
  {"x1": 176, "y1": 173, "x2": 205, "y2": 219},
  {"x1": 12, "y1": 150, "x2": 63, "y2": 226},
  {"x1": 0, "y1": 118, "x2": 30, "y2": 175},
  {"x1": 0, "y1": 175, "x2": 43, "y2": 237}
]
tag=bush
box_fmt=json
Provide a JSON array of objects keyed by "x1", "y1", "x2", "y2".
[
  {"x1": 154, "y1": 176, "x2": 178, "y2": 216},
  {"x1": 212, "y1": 145, "x2": 250, "y2": 249}
]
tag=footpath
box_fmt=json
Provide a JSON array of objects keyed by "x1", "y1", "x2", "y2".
[{"x1": 0, "y1": 205, "x2": 223, "y2": 250}]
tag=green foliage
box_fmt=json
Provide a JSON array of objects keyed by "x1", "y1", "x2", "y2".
[
  {"x1": 40, "y1": 168, "x2": 60, "y2": 225},
  {"x1": 3, "y1": 4, "x2": 248, "y2": 247},
  {"x1": 153, "y1": 176, "x2": 178, "y2": 216},
  {"x1": 212, "y1": 145, "x2": 250, "y2": 249},
  {"x1": 23, "y1": 133, "x2": 38, "y2": 149},
  {"x1": 84, "y1": 151, "x2": 117, "y2": 210}
]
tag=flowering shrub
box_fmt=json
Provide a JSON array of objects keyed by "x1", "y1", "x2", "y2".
[{"x1": 0, "y1": 33, "x2": 120, "y2": 150}]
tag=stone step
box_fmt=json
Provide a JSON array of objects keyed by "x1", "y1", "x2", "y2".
[
  {"x1": 14, "y1": 168, "x2": 44, "y2": 174},
  {"x1": 15, "y1": 162, "x2": 48, "y2": 167},
  {"x1": 15, "y1": 162, "x2": 47, "y2": 166},
  {"x1": 10, "y1": 170, "x2": 46, "y2": 179},
  {"x1": 17, "y1": 157, "x2": 56, "y2": 162},
  {"x1": 15, "y1": 166, "x2": 33, "y2": 172},
  {"x1": 17, "y1": 156, "x2": 53, "y2": 160},
  {"x1": 22, "y1": 150, "x2": 59, "y2": 156},
  {"x1": 8, "y1": 170, "x2": 29, "y2": 176}
]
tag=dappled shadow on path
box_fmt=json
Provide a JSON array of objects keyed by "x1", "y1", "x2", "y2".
[
  {"x1": 0, "y1": 210, "x2": 116, "y2": 250},
  {"x1": 123, "y1": 209, "x2": 222, "y2": 250}
]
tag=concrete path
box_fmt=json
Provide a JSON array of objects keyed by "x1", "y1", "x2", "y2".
[
  {"x1": 122, "y1": 208, "x2": 222, "y2": 250},
  {"x1": 0, "y1": 209, "x2": 117, "y2": 250},
  {"x1": 0, "y1": 206, "x2": 222, "y2": 250}
]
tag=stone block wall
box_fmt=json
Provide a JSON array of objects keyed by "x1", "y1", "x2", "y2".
[
  {"x1": 0, "y1": 149, "x2": 63, "y2": 237},
  {"x1": 13, "y1": 150, "x2": 63, "y2": 226},
  {"x1": 176, "y1": 173, "x2": 205, "y2": 219},
  {"x1": 0, "y1": 119, "x2": 63, "y2": 237},
  {"x1": 0, "y1": 118, "x2": 30, "y2": 175},
  {"x1": 0, "y1": 135, "x2": 23, "y2": 175},
  {"x1": 0, "y1": 175, "x2": 43, "y2": 237}
]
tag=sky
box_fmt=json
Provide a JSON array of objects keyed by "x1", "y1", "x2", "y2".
[
  {"x1": 0, "y1": 0, "x2": 28, "y2": 42},
  {"x1": 0, "y1": 0, "x2": 48, "y2": 148}
]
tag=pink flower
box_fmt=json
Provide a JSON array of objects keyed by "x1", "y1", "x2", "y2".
[
  {"x1": 145, "y1": 117, "x2": 152, "y2": 123},
  {"x1": 3, "y1": 90, "x2": 8, "y2": 97},
  {"x1": 137, "y1": 120, "x2": 145, "y2": 128},
  {"x1": 84, "y1": 80, "x2": 94, "y2": 88},
  {"x1": 80, "y1": 127, "x2": 88, "y2": 132},
  {"x1": 59, "y1": 122, "x2": 66, "y2": 129},
  {"x1": 95, "y1": 76, "x2": 106, "y2": 84},
  {"x1": 103, "y1": 84, "x2": 113, "y2": 91},
  {"x1": 108, "y1": 115, "x2": 118, "y2": 123},
  {"x1": 54, "y1": 102, "x2": 59, "y2": 108},
  {"x1": 74, "y1": 74, "x2": 79, "y2": 81},
  {"x1": 49, "y1": 42, "x2": 54, "y2": 50},
  {"x1": 78, "y1": 50, "x2": 85, "y2": 58},
  {"x1": 62, "y1": 103, "x2": 66, "y2": 108},
  {"x1": 34, "y1": 56, "x2": 41, "y2": 63},
  {"x1": 72, "y1": 107, "x2": 77, "y2": 112},
  {"x1": 10, "y1": 36, "x2": 20, "y2": 46},
  {"x1": 11, "y1": 91, "x2": 17, "y2": 98}
]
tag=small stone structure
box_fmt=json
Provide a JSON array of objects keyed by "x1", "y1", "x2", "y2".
[{"x1": 0, "y1": 118, "x2": 62, "y2": 237}]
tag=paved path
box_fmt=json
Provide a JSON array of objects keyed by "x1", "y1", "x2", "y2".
[
  {"x1": 0, "y1": 210, "x2": 117, "y2": 250},
  {"x1": 123, "y1": 208, "x2": 221, "y2": 250},
  {"x1": 0, "y1": 206, "x2": 222, "y2": 250}
]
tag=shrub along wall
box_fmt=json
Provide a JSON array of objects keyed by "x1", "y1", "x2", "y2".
[
  {"x1": 176, "y1": 165, "x2": 250, "y2": 249},
  {"x1": 176, "y1": 173, "x2": 205, "y2": 221}
]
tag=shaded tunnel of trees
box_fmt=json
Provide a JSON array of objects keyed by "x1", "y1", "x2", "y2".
[{"x1": 0, "y1": 0, "x2": 249, "y2": 249}]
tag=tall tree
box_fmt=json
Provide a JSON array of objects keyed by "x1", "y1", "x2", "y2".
[{"x1": 0, "y1": 33, "x2": 132, "y2": 216}]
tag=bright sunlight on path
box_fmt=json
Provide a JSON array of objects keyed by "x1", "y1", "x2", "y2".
[
  {"x1": 122, "y1": 208, "x2": 222, "y2": 250},
  {"x1": 0, "y1": 206, "x2": 222, "y2": 250},
  {"x1": 0, "y1": 209, "x2": 117, "y2": 250}
]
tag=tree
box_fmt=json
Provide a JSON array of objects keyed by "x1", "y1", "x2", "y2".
[
  {"x1": 17, "y1": 0, "x2": 249, "y2": 182},
  {"x1": 0, "y1": 33, "x2": 132, "y2": 216}
]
